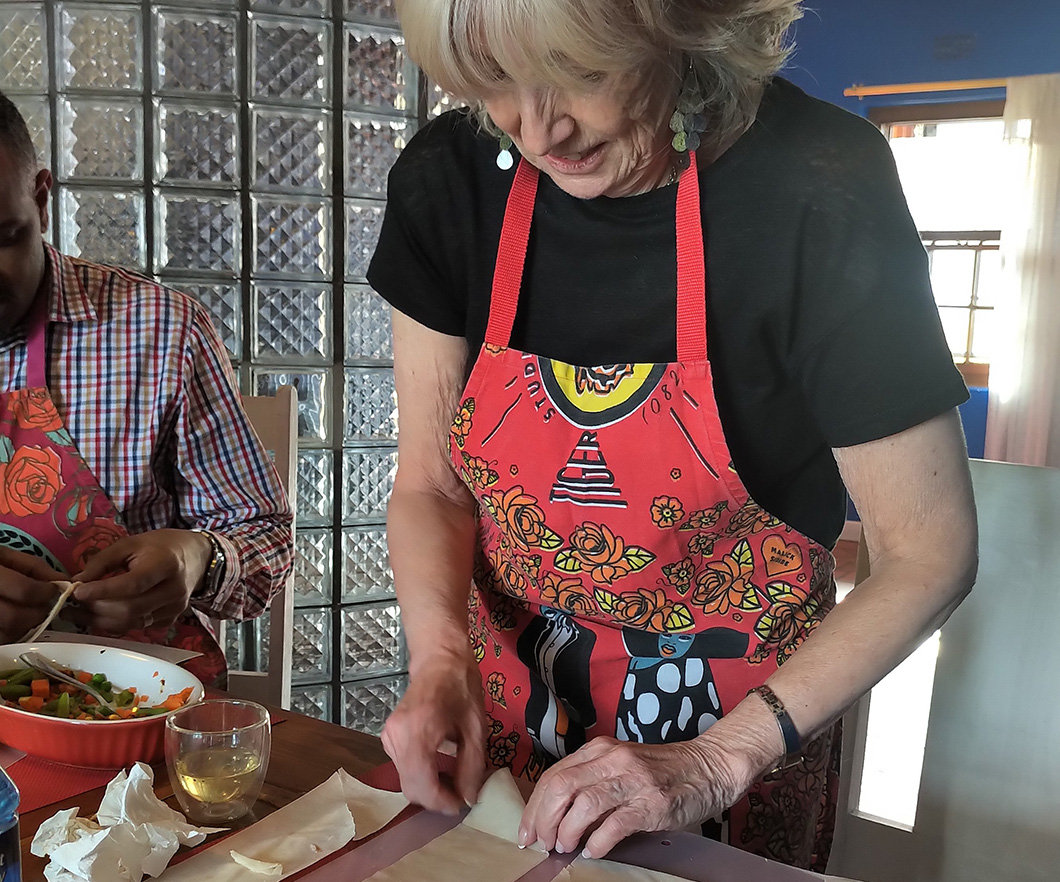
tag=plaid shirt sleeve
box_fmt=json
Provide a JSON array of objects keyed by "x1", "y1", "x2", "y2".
[{"x1": 169, "y1": 301, "x2": 294, "y2": 621}]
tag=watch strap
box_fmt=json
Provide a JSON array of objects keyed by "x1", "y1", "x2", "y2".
[{"x1": 191, "y1": 528, "x2": 226, "y2": 595}]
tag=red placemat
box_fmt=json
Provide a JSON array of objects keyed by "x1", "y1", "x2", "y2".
[
  {"x1": 11, "y1": 756, "x2": 119, "y2": 814},
  {"x1": 360, "y1": 753, "x2": 455, "y2": 791}
]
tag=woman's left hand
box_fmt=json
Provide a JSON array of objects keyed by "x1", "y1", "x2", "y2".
[{"x1": 518, "y1": 735, "x2": 746, "y2": 859}]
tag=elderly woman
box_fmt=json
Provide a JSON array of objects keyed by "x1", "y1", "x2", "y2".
[{"x1": 368, "y1": 0, "x2": 977, "y2": 870}]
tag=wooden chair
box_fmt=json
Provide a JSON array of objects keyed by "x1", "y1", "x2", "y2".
[{"x1": 217, "y1": 385, "x2": 297, "y2": 709}]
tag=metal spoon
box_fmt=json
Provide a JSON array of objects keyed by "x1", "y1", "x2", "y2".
[{"x1": 18, "y1": 650, "x2": 120, "y2": 714}]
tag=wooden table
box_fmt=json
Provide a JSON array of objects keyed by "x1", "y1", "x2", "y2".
[
  {"x1": 17, "y1": 707, "x2": 390, "y2": 879},
  {"x1": 17, "y1": 709, "x2": 850, "y2": 882}
]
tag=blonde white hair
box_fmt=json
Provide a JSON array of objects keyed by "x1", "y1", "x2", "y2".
[{"x1": 397, "y1": 0, "x2": 804, "y2": 159}]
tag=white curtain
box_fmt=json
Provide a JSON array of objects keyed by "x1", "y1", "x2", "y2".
[{"x1": 984, "y1": 73, "x2": 1060, "y2": 467}]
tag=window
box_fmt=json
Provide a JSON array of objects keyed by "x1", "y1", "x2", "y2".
[
  {"x1": 873, "y1": 102, "x2": 1007, "y2": 388},
  {"x1": 0, "y1": 0, "x2": 419, "y2": 730},
  {"x1": 922, "y1": 231, "x2": 999, "y2": 388}
]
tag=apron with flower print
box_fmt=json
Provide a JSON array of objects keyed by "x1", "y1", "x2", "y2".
[
  {"x1": 0, "y1": 299, "x2": 227, "y2": 686},
  {"x1": 449, "y1": 156, "x2": 840, "y2": 870}
]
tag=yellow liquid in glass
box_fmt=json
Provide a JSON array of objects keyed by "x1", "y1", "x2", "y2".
[{"x1": 174, "y1": 747, "x2": 262, "y2": 804}]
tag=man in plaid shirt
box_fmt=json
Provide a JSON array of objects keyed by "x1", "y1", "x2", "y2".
[{"x1": 0, "y1": 91, "x2": 292, "y2": 678}]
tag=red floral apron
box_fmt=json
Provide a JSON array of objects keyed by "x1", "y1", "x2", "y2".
[
  {"x1": 0, "y1": 298, "x2": 226, "y2": 686},
  {"x1": 450, "y1": 157, "x2": 840, "y2": 869}
]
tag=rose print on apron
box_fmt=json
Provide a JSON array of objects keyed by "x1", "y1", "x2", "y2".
[{"x1": 0, "y1": 300, "x2": 226, "y2": 686}]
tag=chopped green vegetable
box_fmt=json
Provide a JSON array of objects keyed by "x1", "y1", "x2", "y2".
[
  {"x1": 6, "y1": 669, "x2": 36, "y2": 686},
  {"x1": 1, "y1": 665, "x2": 194, "y2": 719}
]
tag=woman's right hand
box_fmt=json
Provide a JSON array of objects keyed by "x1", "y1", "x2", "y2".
[
  {"x1": 381, "y1": 646, "x2": 488, "y2": 814},
  {"x1": 384, "y1": 312, "x2": 485, "y2": 813}
]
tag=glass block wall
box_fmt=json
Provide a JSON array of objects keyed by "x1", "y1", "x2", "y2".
[{"x1": 0, "y1": 0, "x2": 416, "y2": 731}]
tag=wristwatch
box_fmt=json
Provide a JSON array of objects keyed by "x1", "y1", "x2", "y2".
[{"x1": 191, "y1": 528, "x2": 227, "y2": 597}]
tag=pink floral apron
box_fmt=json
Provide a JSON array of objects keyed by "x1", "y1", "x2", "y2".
[
  {"x1": 450, "y1": 156, "x2": 841, "y2": 869},
  {"x1": 0, "y1": 298, "x2": 226, "y2": 686}
]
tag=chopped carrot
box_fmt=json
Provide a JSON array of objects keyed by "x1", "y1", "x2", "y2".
[
  {"x1": 30, "y1": 679, "x2": 50, "y2": 699},
  {"x1": 19, "y1": 696, "x2": 45, "y2": 712},
  {"x1": 75, "y1": 670, "x2": 93, "y2": 684},
  {"x1": 159, "y1": 687, "x2": 194, "y2": 711},
  {"x1": 140, "y1": 695, "x2": 149, "y2": 704},
  {"x1": 84, "y1": 695, "x2": 97, "y2": 706}
]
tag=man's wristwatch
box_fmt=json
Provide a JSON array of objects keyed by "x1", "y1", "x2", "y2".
[{"x1": 191, "y1": 528, "x2": 227, "y2": 597}]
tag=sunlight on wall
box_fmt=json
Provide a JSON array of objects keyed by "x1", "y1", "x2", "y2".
[{"x1": 856, "y1": 631, "x2": 942, "y2": 829}]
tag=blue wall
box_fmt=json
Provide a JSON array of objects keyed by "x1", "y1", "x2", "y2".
[
  {"x1": 960, "y1": 388, "x2": 989, "y2": 460},
  {"x1": 784, "y1": 0, "x2": 1060, "y2": 114}
]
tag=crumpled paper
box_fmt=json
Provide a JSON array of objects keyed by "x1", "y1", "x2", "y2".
[{"x1": 30, "y1": 762, "x2": 224, "y2": 882}]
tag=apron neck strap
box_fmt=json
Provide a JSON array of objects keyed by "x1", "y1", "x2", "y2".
[
  {"x1": 25, "y1": 292, "x2": 49, "y2": 389},
  {"x1": 674, "y1": 153, "x2": 707, "y2": 362},
  {"x1": 485, "y1": 159, "x2": 539, "y2": 348},
  {"x1": 485, "y1": 153, "x2": 708, "y2": 361}
]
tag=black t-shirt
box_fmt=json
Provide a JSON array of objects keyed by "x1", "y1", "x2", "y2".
[{"x1": 368, "y1": 77, "x2": 968, "y2": 549}]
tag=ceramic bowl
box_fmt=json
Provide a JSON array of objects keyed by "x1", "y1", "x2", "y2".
[{"x1": 0, "y1": 642, "x2": 204, "y2": 768}]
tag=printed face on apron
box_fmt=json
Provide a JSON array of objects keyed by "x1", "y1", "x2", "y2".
[
  {"x1": 0, "y1": 297, "x2": 227, "y2": 686},
  {"x1": 448, "y1": 156, "x2": 840, "y2": 867}
]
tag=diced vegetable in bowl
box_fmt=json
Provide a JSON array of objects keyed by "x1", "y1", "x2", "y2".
[
  {"x1": 0, "y1": 643, "x2": 204, "y2": 768},
  {"x1": 0, "y1": 664, "x2": 195, "y2": 719}
]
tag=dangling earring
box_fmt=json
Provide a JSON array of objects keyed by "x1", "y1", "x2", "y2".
[
  {"x1": 669, "y1": 63, "x2": 706, "y2": 171},
  {"x1": 496, "y1": 134, "x2": 514, "y2": 170}
]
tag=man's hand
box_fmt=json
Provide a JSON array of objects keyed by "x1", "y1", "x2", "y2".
[
  {"x1": 72, "y1": 529, "x2": 213, "y2": 634},
  {"x1": 0, "y1": 548, "x2": 65, "y2": 642}
]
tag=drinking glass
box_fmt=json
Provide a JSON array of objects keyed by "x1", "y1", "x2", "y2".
[{"x1": 165, "y1": 699, "x2": 271, "y2": 823}]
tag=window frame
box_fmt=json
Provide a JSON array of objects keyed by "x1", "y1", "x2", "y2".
[{"x1": 869, "y1": 101, "x2": 1006, "y2": 390}]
